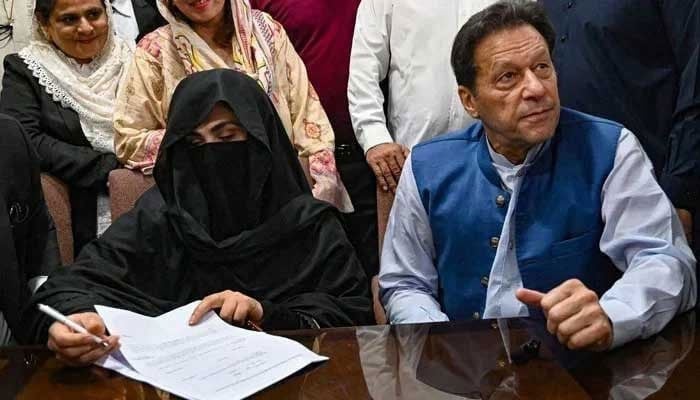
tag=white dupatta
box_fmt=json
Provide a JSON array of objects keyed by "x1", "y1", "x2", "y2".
[{"x1": 18, "y1": 0, "x2": 132, "y2": 153}]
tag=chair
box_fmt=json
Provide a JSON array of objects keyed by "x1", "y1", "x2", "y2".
[
  {"x1": 40, "y1": 174, "x2": 73, "y2": 265},
  {"x1": 108, "y1": 169, "x2": 155, "y2": 221},
  {"x1": 373, "y1": 186, "x2": 396, "y2": 325}
]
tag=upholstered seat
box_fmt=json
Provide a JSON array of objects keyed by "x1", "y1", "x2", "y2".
[
  {"x1": 108, "y1": 170, "x2": 156, "y2": 221},
  {"x1": 373, "y1": 186, "x2": 395, "y2": 325},
  {"x1": 40, "y1": 174, "x2": 73, "y2": 265}
]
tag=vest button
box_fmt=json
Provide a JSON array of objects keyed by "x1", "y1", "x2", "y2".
[
  {"x1": 490, "y1": 237, "x2": 500, "y2": 248},
  {"x1": 495, "y1": 195, "x2": 506, "y2": 207},
  {"x1": 480, "y1": 276, "x2": 489, "y2": 287},
  {"x1": 472, "y1": 312, "x2": 481, "y2": 320}
]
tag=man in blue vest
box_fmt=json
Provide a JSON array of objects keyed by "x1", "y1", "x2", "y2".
[{"x1": 379, "y1": 0, "x2": 697, "y2": 351}]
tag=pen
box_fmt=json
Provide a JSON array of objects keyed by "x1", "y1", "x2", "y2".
[
  {"x1": 245, "y1": 320, "x2": 263, "y2": 332},
  {"x1": 37, "y1": 303, "x2": 110, "y2": 348}
]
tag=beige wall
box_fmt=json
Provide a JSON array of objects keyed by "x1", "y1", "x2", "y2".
[{"x1": 0, "y1": 0, "x2": 33, "y2": 87}]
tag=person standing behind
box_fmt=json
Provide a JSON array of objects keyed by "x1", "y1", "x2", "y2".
[
  {"x1": 110, "y1": 0, "x2": 166, "y2": 43},
  {"x1": 250, "y1": 0, "x2": 378, "y2": 277},
  {"x1": 540, "y1": 0, "x2": 700, "y2": 251},
  {"x1": 348, "y1": 0, "x2": 500, "y2": 192}
]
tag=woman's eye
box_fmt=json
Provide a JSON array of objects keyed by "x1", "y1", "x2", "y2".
[
  {"x1": 187, "y1": 137, "x2": 203, "y2": 146},
  {"x1": 87, "y1": 10, "x2": 103, "y2": 20}
]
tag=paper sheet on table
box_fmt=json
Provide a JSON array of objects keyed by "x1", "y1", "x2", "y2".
[{"x1": 94, "y1": 302, "x2": 328, "y2": 400}]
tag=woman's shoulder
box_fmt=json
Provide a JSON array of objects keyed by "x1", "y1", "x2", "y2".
[
  {"x1": 252, "y1": 9, "x2": 285, "y2": 40},
  {"x1": 108, "y1": 186, "x2": 169, "y2": 237},
  {"x1": 135, "y1": 25, "x2": 175, "y2": 61},
  {"x1": 1, "y1": 53, "x2": 42, "y2": 93},
  {"x1": 250, "y1": 9, "x2": 288, "y2": 58},
  {"x1": 3, "y1": 53, "x2": 32, "y2": 75}
]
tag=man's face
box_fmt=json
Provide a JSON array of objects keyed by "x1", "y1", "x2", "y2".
[{"x1": 459, "y1": 25, "x2": 560, "y2": 153}]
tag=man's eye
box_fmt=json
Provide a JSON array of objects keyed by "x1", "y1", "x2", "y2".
[
  {"x1": 498, "y1": 72, "x2": 516, "y2": 83},
  {"x1": 534, "y1": 64, "x2": 552, "y2": 77},
  {"x1": 61, "y1": 16, "x2": 77, "y2": 23}
]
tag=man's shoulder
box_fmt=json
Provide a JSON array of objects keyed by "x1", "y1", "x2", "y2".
[
  {"x1": 413, "y1": 123, "x2": 483, "y2": 153},
  {"x1": 555, "y1": 108, "x2": 624, "y2": 161},
  {"x1": 558, "y1": 107, "x2": 624, "y2": 134}
]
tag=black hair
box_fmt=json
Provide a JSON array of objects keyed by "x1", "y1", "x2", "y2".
[
  {"x1": 34, "y1": 0, "x2": 107, "y2": 24},
  {"x1": 34, "y1": 0, "x2": 57, "y2": 24},
  {"x1": 450, "y1": 0, "x2": 556, "y2": 92}
]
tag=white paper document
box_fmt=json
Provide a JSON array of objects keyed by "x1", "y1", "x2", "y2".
[{"x1": 94, "y1": 302, "x2": 328, "y2": 400}]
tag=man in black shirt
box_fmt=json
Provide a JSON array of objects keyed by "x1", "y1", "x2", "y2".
[{"x1": 541, "y1": 0, "x2": 700, "y2": 249}]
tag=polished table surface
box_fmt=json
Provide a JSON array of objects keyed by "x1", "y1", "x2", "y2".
[{"x1": 1, "y1": 311, "x2": 698, "y2": 399}]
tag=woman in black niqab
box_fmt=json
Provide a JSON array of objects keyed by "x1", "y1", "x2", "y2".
[{"x1": 21, "y1": 70, "x2": 372, "y2": 362}]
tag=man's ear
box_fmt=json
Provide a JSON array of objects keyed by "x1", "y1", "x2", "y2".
[{"x1": 458, "y1": 85, "x2": 479, "y2": 119}]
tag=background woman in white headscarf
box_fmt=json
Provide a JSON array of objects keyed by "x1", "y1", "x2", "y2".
[{"x1": 0, "y1": 0, "x2": 133, "y2": 254}]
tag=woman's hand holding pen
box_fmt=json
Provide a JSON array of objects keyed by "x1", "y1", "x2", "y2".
[{"x1": 47, "y1": 312, "x2": 120, "y2": 367}]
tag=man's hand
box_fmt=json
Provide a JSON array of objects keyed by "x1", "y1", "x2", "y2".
[
  {"x1": 677, "y1": 208, "x2": 693, "y2": 245},
  {"x1": 47, "y1": 312, "x2": 119, "y2": 367},
  {"x1": 516, "y1": 279, "x2": 613, "y2": 351},
  {"x1": 366, "y1": 143, "x2": 410, "y2": 193},
  {"x1": 190, "y1": 290, "x2": 264, "y2": 326}
]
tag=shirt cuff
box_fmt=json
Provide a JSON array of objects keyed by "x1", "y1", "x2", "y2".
[
  {"x1": 385, "y1": 291, "x2": 449, "y2": 324},
  {"x1": 659, "y1": 173, "x2": 700, "y2": 212},
  {"x1": 600, "y1": 298, "x2": 643, "y2": 349},
  {"x1": 357, "y1": 123, "x2": 394, "y2": 154}
]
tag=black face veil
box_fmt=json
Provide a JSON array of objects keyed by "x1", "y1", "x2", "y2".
[{"x1": 154, "y1": 69, "x2": 310, "y2": 246}]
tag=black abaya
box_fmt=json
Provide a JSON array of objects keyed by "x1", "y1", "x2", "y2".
[{"x1": 22, "y1": 70, "x2": 372, "y2": 343}]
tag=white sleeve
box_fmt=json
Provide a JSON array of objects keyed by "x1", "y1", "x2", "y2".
[
  {"x1": 599, "y1": 128, "x2": 697, "y2": 348},
  {"x1": 379, "y1": 154, "x2": 449, "y2": 323},
  {"x1": 348, "y1": 0, "x2": 395, "y2": 153}
]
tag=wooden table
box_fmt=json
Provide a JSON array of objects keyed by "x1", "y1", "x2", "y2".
[{"x1": 1, "y1": 311, "x2": 698, "y2": 399}]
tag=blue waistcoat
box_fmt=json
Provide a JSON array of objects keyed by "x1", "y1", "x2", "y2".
[{"x1": 412, "y1": 108, "x2": 623, "y2": 320}]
